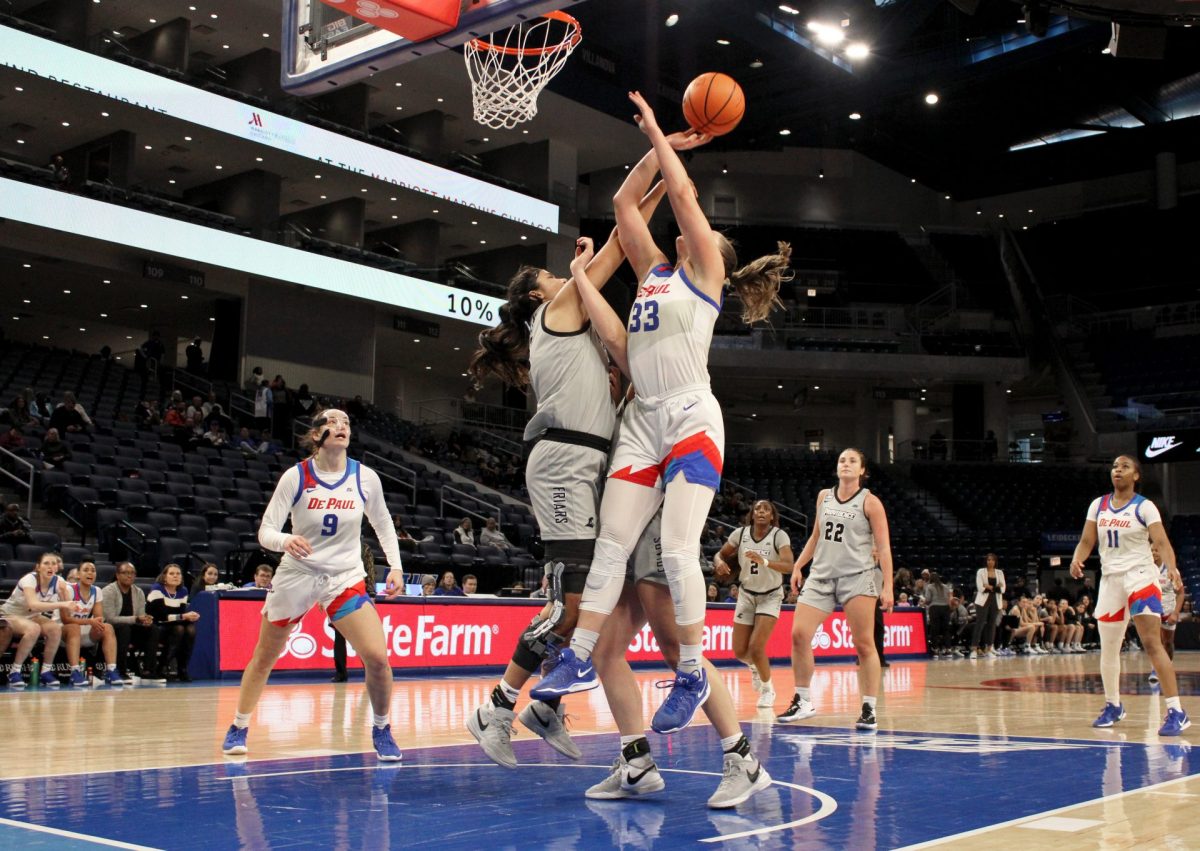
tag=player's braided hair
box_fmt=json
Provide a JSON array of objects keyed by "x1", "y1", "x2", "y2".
[
  {"x1": 717, "y1": 237, "x2": 792, "y2": 324},
  {"x1": 467, "y1": 266, "x2": 541, "y2": 388}
]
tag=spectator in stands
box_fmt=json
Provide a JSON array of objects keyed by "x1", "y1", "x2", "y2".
[
  {"x1": 29, "y1": 392, "x2": 53, "y2": 426},
  {"x1": 948, "y1": 593, "x2": 971, "y2": 654},
  {"x1": 1058, "y1": 598, "x2": 1084, "y2": 652},
  {"x1": 134, "y1": 399, "x2": 161, "y2": 428},
  {"x1": 345, "y1": 395, "x2": 367, "y2": 422},
  {"x1": 707, "y1": 583, "x2": 719, "y2": 602},
  {"x1": 479, "y1": 517, "x2": 511, "y2": 550},
  {"x1": 103, "y1": 562, "x2": 153, "y2": 680},
  {"x1": 5, "y1": 395, "x2": 33, "y2": 428},
  {"x1": 244, "y1": 365, "x2": 264, "y2": 394},
  {"x1": 463, "y1": 575, "x2": 478, "y2": 596},
  {"x1": 1, "y1": 552, "x2": 75, "y2": 688},
  {"x1": 207, "y1": 404, "x2": 235, "y2": 436},
  {"x1": 135, "y1": 331, "x2": 165, "y2": 375},
  {"x1": 253, "y1": 380, "x2": 273, "y2": 435},
  {"x1": 702, "y1": 523, "x2": 723, "y2": 550},
  {"x1": 434, "y1": 571, "x2": 465, "y2": 597},
  {"x1": 145, "y1": 563, "x2": 200, "y2": 682},
  {"x1": 48, "y1": 154, "x2": 70, "y2": 186},
  {"x1": 203, "y1": 420, "x2": 228, "y2": 448},
  {"x1": 295, "y1": 384, "x2": 316, "y2": 417},
  {"x1": 191, "y1": 563, "x2": 228, "y2": 596},
  {"x1": 164, "y1": 401, "x2": 189, "y2": 443},
  {"x1": 0, "y1": 424, "x2": 25, "y2": 452},
  {"x1": 186, "y1": 410, "x2": 208, "y2": 448},
  {"x1": 529, "y1": 575, "x2": 549, "y2": 599},
  {"x1": 923, "y1": 572, "x2": 952, "y2": 656},
  {"x1": 185, "y1": 337, "x2": 205, "y2": 376},
  {"x1": 186, "y1": 395, "x2": 206, "y2": 421},
  {"x1": 65, "y1": 566, "x2": 79, "y2": 583},
  {"x1": 420, "y1": 575, "x2": 437, "y2": 596},
  {"x1": 270, "y1": 375, "x2": 292, "y2": 440},
  {"x1": 244, "y1": 564, "x2": 274, "y2": 589},
  {"x1": 49, "y1": 392, "x2": 88, "y2": 434},
  {"x1": 39, "y1": 427, "x2": 71, "y2": 468},
  {"x1": 1005, "y1": 597, "x2": 1039, "y2": 654},
  {"x1": 970, "y1": 553, "x2": 1005, "y2": 658},
  {"x1": 724, "y1": 584, "x2": 740, "y2": 604},
  {"x1": 929, "y1": 429, "x2": 947, "y2": 460},
  {"x1": 0, "y1": 502, "x2": 32, "y2": 548},
  {"x1": 1036, "y1": 594, "x2": 1060, "y2": 650},
  {"x1": 393, "y1": 517, "x2": 415, "y2": 542},
  {"x1": 231, "y1": 426, "x2": 264, "y2": 456},
  {"x1": 1076, "y1": 596, "x2": 1098, "y2": 647},
  {"x1": 983, "y1": 430, "x2": 998, "y2": 463},
  {"x1": 453, "y1": 517, "x2": 475, "y2": 546}
]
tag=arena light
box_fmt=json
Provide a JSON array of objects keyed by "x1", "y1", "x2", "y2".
[
  {"x1": 807, "y1": 21, "x2": 845, "y2": 46},
  {"x1": 925, "y1": 92, "x2": 940, "y2": 105},
  {"x1": 845, "y1": 42, "x2": 870, "y2": 60}
]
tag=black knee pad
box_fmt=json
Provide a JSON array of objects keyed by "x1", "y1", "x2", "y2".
[
  {"x1": 545, "y1": 539, "x2": 594, "y2": 596},
  {"x1": 511, "y1": 621, "x2": 562, "y2": 674}
]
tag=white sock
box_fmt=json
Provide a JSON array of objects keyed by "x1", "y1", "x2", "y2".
[
  {"x1": 372, "y1": 713, "x2": 389, "y2": 730},
  {"x1": 106, "y1": 663, "x2": 116, "y2": 671},
  {"x1": 620, "y1": 734, "x2": 643, "y2": 748},
  {"x1": 863, "y1": 695, "x2": 877, "y2": 710},
  {"x1": 1166, "y1": 696, "x2": 1182, "y2": 712},
  {"x1": 678, "y1": 644, "x2": 702, "y2": 676},
  {"x1": 720, "y1": 733, "x2": 742, "y2": 751},
  {"x1": 497, "y1": 680, "x2": 521, "y2": 704},
  {"x1": 571, "y1": 628, "x2": 600, "y2": 662},
  {"x1": 795, "y1": 686, "x2": 811, "y2": 701},
  {"x1": 233, "y1": 711, "x2": 252, "y2": 729}
]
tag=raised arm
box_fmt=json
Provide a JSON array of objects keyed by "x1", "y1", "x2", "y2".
[
  {"x1": 613, "y1": 147, "x2": 668, "y2": 282},
  {"x1": 570, "y1": 237, "x2": 630, "y2": 378},
  {"x1": 627, "y1": 92, "x2": 723, "y2": 296}
]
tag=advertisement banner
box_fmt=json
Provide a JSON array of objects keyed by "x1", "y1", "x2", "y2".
[
  {"x1": 215, "y1": 598, "x2": 927, "y2": 672},
  {"x1": 1137, "y1": 428, "x2": 1200, "y2": 465}
]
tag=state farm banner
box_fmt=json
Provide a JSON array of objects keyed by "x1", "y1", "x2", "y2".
[{"x1": 213, "y1": 597, "x2": 926, "y2": 674}]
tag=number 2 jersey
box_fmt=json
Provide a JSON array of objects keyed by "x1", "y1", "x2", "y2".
[
  {"x1": 1086, "y1": 492, "x2": 1162, "y2": 576},
  {"x1": 626, "y1": 263, "x2": 719, "y2": 400},
  {"x1": 258, "y1": 458, "x2": 402, "y2": 576},
  {"x1": 810, "y1": 487, "x2": 875, "y2": 581},
  {"x1": 727, "y1": 525, "x2": 791, "y2": 593}
]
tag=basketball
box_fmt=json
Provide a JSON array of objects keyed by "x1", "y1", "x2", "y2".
[{"x1": 682, "y1": 72, "x2": 745, "y2": 136}]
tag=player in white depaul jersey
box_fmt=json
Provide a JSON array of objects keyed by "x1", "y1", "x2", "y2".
[
  {"x1": 713, "y1": 500, "x2": 794, "y2": 709},
  {"x1": 2, "y1": 551, "x2": 75, "y2": 689},
  {"x1": 534, "y1": 91, "x2": 791, "y2": 746},
  {"x1": 1151, "y1": 542, "x2": 1185, "y2": 683},
  {"x1": 222, "y1": 409, "x2": 406, "y2": 759},
  {"x1": 1071, "y1": 455, "x2": 1189, "y2": 735},
  {"x1": 61, "y1": 561, "x2": 123, "y2": 687}
]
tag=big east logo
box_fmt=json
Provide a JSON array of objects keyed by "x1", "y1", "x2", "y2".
[{"x1": 306, "y1": 497, "x2": 357, "y2": 510}]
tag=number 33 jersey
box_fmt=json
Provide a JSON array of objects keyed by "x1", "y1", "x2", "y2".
[
  {"x1": 259, "y1": 458, "x2": 401, "y2": 575},
  {"x1": 626, "y1": 263, "x2": 720, "y2": 400},
  {"x1": 810, "y1": 487, "x2": 875, "y2": 581},
  {"x1": 1086, "y1": 493, "x2": 1161, "y2": 576}
]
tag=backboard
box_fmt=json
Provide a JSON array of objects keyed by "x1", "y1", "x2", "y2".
[{"x1": 282, "y1": 0, "x2": 581, "y2": 96}]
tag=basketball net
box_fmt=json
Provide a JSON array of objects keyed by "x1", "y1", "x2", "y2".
[{"x1": 463, "y1": 11, "x2": 581, "y2": 129}]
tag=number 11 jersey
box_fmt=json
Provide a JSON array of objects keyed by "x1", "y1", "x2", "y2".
[
  {"x1": 626, "y1": 263, "x2": 720, "y2": 400},
  {"x1": 1086, "y1": 492, "x2": 1161, "y2": 576}
]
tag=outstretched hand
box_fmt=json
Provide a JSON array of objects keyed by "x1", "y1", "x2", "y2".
[
  {"x1": 571, "y1": 236, "x2": 595, "y2": 276},
  {"x1": 665, "y1": 129, "x2": 712, "y2": 151},
  {"x1": 629, "y1": 90, "x2": 660, "y2": 136}
]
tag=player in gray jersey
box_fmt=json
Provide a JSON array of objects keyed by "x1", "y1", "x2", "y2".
[
  {"x1": 465, "y1": 184, "x2": 666, "y2": 768},
  {"x1": 777, "y1": 449, "x2": 894, "y2": 730},
  {"x1": 713, "y1": 500, "x2": 793, "y2": 709}
]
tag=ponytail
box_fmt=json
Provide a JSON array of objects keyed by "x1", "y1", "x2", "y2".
[
  {"x1": 718, "y1": 237, "x2": 792, "y2": 324},
  {"x1": 467, "y1": 267, "x2": 542, "y2": 388}
]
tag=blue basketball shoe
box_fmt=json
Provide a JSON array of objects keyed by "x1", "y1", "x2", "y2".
[
  {"x1": 1092, "y1": 703, "x2": 1126, "y2": 728},
  {"x1": 651, "y1": 668, "x2": 711, "y2": 734},
  {"x1": 373, "y1": 724, "x2": 403, "y2": 761},
  {"x1": 68, "y1": 668, "x2": 88, "y2": 687},
  {"x1": 1159, "y1": 708, "x2": 1191, "y2": 736},
  {"x1": 529, "y1": 647, "x2": 597, "y2": 701},
  {"x1": 222, "y1": 725, "x2": 249, "y2": 755}
]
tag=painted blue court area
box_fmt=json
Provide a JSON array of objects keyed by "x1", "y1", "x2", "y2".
[{"x1": 1, "y1": 726, "x2": 1196, "y2": 849}]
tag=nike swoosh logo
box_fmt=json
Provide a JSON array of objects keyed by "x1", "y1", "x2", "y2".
[
  {"x1": 579, "y1": 664, "x2": 594, "y2": 677},
  {"x1": 747, "y1": 763, "x2": 760, "y2": 783},
  {"x1": 1145, "y1": 442, "x2": 1181, "y2": 458},
  {"x1": 475, "y1": 709, "x2": 489, "y2": 731},
  {"x1": 627, "y1": 765, "x2": 654, "y2": 785},
  {"x1": 683, "y1": 402, "x2": 697, "y2": 411}
]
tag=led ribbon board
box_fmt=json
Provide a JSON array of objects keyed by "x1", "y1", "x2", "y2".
[
  {"x1": 0, "y1": 26, "x2": 558, "y2": 232},
  {"x1": 0, "y1": 177, "x2": 502, "y2": 326}
]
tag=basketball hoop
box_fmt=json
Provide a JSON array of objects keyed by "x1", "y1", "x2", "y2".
[{"x1": 464, "y1": 11, "x2": 581, "y2": 130}]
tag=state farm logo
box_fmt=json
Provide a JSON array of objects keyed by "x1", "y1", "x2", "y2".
[
  {"x1": 627, "y1": 622, "x2": 733, "y2": 655},
  {"x1": 1144, "y1": 435, "x2": 1183, "y2": 459},
  {"x1": 812, "y1": 625, "x2": 832, "y2": 649},
  {"x1": 286, "y1": 624, "x2": 318, "y2": 660}
]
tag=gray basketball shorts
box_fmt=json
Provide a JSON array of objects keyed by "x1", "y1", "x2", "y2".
[
  {"x1": 734, "y1": 586, "x2": 784, "y2": 625},
  {"x1": 797, "y1": 570, "x2": 878, "y2": 614},
  {"x1": 526, "y1": 439, "x2": 606, "y2": 541},
  {"x1": 626, "y1": 511, "x2": 668, "y2": 587},
  {"x1": 1162, "y1": 592, "x2": 1177, "y2": 631}
]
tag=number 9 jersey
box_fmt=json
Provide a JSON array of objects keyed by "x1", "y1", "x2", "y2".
[
  {"x1": 1086, "y1": 492, "x2": 1161, "y2": 576},
  {"x1": 259, "y1": 458, "x2": 401, "y2": 576}
]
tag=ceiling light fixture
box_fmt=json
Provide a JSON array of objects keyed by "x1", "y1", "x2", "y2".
[
  {"x1": 665, "y1": 13, "x2": 679, "y2": 27},
  {"x1": 848, "y1": 112, "x2": 861, "y2": 120},
  {"x1": 925, "y1": 92, "x2": 939, "y2": 105},
  {"x1": 716, "y1": 38, "x2": 730, "y2": 45},
  {"x1": 845, "y1": 42, "x2": 870, "y2": 60},
  {"x1": 779, "y1": 128, "x2": 791, "y2": 136}
]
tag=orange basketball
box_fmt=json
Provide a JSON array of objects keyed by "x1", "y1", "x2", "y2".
[{"x1": 682, "y1": 72, "x2": 745, "y2": 137}]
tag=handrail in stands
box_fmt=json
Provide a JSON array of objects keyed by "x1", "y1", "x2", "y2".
[
  {"x1": 721, "y1": 478, "x2": 809, "y2": 537},
  {"x1": 440, "y1": 484, "x2": 501, "y2": 527},
  {"x1": 363, "y1": 451, "x2": 418, "y2": 506},
  {"x1": 0, "y1": 446, "x2": 36, "y2": 517}
]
